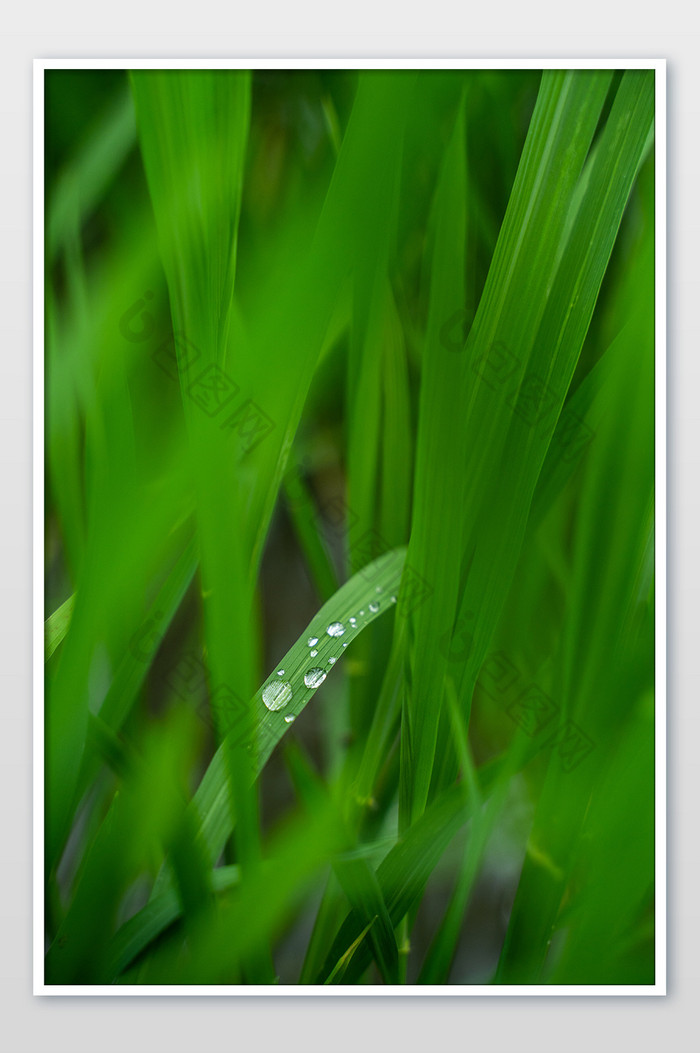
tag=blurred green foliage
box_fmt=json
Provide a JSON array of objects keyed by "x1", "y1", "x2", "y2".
[{"x1": 44, "y1": 67, "x2": 655, "y2": 986}]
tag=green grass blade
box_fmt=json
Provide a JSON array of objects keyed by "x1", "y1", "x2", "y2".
[
  {"x1": 333, "y1": 854, "x2": 399, "y2": 984},
  {"x1": 47, "y1": 82, "x2": 136, "y2": 261},
  {"x1": 315, "y1": 781, "x2": 472, "y2": 984},
  {"x1": 398, "y1": 94, "x2": 468, "y2": 826},
  {"x1": 152, "y1": 548, "x2": 407, "y2": 898},
  {"x1": 106, "y1": 865, "x2": 240, "y2": 978},
  {"x1": 495, "y1": 205, "x2": 654, "y2": 983},
  {"x1": 44, "y1": 594, "x2": 76, "y2": 661}
]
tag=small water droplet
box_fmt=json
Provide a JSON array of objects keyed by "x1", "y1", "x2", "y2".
[
  {"x1": 390, "y1": 595, "x2": 397, "y2": 604},
  {"x1": 262, "y1": 680, "x2": 292, "y2": 711},
  {"x1": 375, "y1": 586, "x2": 383, "y2": 593},
  {"x1": 304, "y1": 667, "x2": 327, "y2": 689},
  {"x1": 349, "y1": 617, "x2": 357, "y2": 627},
  {"x1": 369, "y1": 601, "x2": 380, "y2": 613},
  {"x1": 359, "y1": 610, "x2": 365, "y2": 617},
  {"x1": 307, "y1": 636, "x2": 319, "y2": 647},
  {"x1": 310, "y1": 649, "x2": 318, "y2": 657},
  {"x1": 342, "y1": 642, "x2": 348, "y2": 647},
  {"x1": 277, "y1": 669, "x2": 285, "y2": 676},
  {"x1": 328, "y1": 656, "x2": 337, "y2": 665},
  {"x1": 326, "y1": 622, "x2": 345, "y2": 637},
  {"x1": 284, "y1": 714, "x2": 296, "y2": 724}
]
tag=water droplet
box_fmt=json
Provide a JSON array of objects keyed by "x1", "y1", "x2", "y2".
[
  {"x1": 262, "y1": 680, "x2": 292, "y2": 711},
  {"x1": 349, "y1": 617, "x2": 357, "y2": 627},
  {"x1": 328, "y1": 656, "x2": 337, "y2": 665},
  {"x1": 277, "y1": 669, "x2": 285, "y2": 676},
  {"x1": 390, "y1": 595, "x2": 397, "y2": 604},
  {"x1": 342, "y1": 642, "x2": 348, "y2": 647},
  {"x1": 307, "y1": 636, "x2": 319, "y2": 647},
  {"x1": 369, "y1": 601, "x2": 380, "y2": 613},
  {"x1": 310, "y1": 649, "x2": 318, "y2": 657},
  {"x1": 359, "y1": 610, "x2": 365, "y2": 617},
  {"x1": 284, "y1": 714, "x2": 296, "y2": 724},
  {"x1": 375, "y1": 586, "x2": 383, "y2": 593},
  {"x1": 326, "y1": 622, "x2": 345, "y2": 637},
  {"x1": 304, "y1": 667, "x2": 327, "y2": 689}
]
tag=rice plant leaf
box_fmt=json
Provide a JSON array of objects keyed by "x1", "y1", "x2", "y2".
[
  {"x1": 129, "y1": 76, "x2": 269, "y2": 965},
  {"x1": 106, "y1": 865, "x2": 240, "y2": 978},
  {"x1": 315, "y1": 780, "x2": 472, "y2": 984},
  {"x1": 496, "y1": 201, "x2": 655, "y2": 983},
  {"x1": 47, "y1": 82, "x2": 137, "y2": 260},
  {"x1": 547, "y1": 712, "x2": 655, "y2": 984},
  {"x1": 130, "y1": 70, "x2": 251, "y2": 366},
  {"x1": 440, "y1": 71, "x2": 614, "y2": 718},
  {"x1": 142, "y1": 796, "x2": 347, "y2": 985},
  {"x1": 344, "y1": 77, "x2": 413, "y2": 737},
  {"x1": 283, "y1": 463, "x2": 340, "y2": 603},
  {"x1": 323, "y1": 919, "x2": 376, "y2": 985},
  {"x1": 417, "y1": 678, "x2": 510, "y2": 984},
  {"x1": 44, "y1": 594, "x2": 76, "y2": 661},
  {"x1": 398, "y1": 93, "x2": 468, "y2": 826},
  {"x1": 243, "y1": 72, "x2": 417, "y2": 576},
  {"x1": 282, "y1": 738, "x2": 399, "y2": 984},
  {"x1": 332, "y1": 854, "x2": 400, "y2": 985},
  {"x1": 151, "y1": 547, "x2": 407, "y2": 900},
  {"x1": 54, "y1": 532, "x2": 198, "y2": 857},
  {"x1": 46, "y1": 715, "x2": 209, "y2": 985},
  {"x1": 442, "y1": 71, "x2": 653, "y2": 743},
  {"x1": 90, "y1": 537, "x2": 197, "y2": 738},
  {"x1": 45, "y1": 391, "x2": 193, "y2": 868}
]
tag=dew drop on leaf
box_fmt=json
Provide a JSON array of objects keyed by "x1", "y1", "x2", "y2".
[
  {"x1": 262, "y1": 680, "x2": 292, "y2": 711},
  {"x1": 304, "y1": 667, "x2": 327, "y2": 689}
]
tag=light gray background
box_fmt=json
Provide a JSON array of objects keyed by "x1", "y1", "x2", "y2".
[{"x1": 3, "y1": 8, "x2": 697, "y2": 1051}]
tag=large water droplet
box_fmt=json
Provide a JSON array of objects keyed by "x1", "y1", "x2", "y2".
[
  {"x1": 326, "y1": 622, "x2": 345, "y2": 637},
  {"x1": 262, "y1": 680, "x2": 292, "y2": 711},
  {"x1": 369, "y1": 601, "x2": 380, "y2": 613},
  {"x1": 304, "y1": 667, "x2": 327, "y2": 689},
  {"x1": 307, "y1": 636, "x2": 319, "y2": 647}
]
